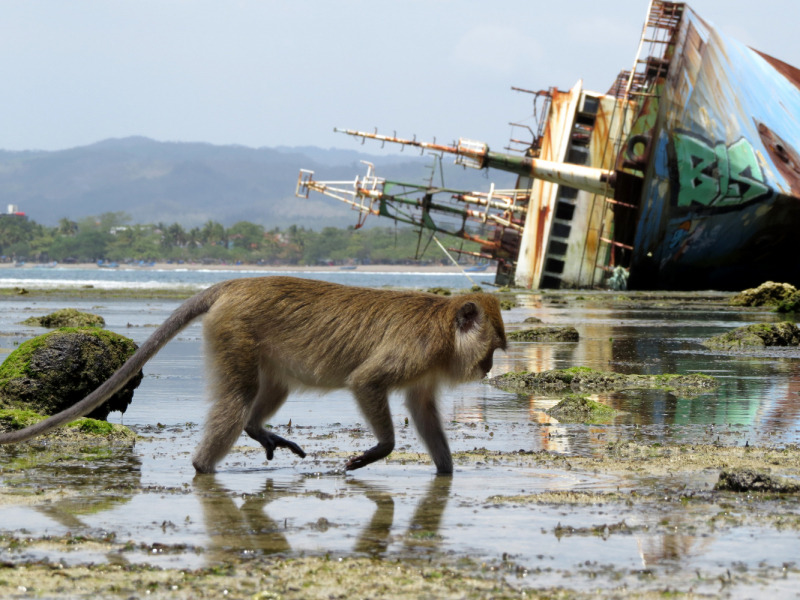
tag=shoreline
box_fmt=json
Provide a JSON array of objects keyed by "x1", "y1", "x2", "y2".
[{"x1": 0, "y1": 263, "x2": 496, "y2": 274}]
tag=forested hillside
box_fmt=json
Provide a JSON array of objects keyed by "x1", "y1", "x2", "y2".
[{"x1": 0, "y1": 137, "x2": 515, "y2": 230}]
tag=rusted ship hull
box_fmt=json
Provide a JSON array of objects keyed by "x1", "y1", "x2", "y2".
[{"x1": 628, "y1": 6, "x2": 800, "y2": 290}]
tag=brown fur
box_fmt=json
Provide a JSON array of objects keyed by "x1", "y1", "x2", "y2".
[{"x1": 0, "y1": 277, "x2": 506, "y2": 475}]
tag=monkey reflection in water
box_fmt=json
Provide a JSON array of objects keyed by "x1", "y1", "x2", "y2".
[
  {"x1": 195, "y1": 475, "x2": 452, "y2": 559},
  {"x1": 0, "y1": 278, "x2": 506, "y2": 475}
]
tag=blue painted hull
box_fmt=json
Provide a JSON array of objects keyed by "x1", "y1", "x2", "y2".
[{"x1": 628, "y1": 7, "x2": 800, "y2": 290}]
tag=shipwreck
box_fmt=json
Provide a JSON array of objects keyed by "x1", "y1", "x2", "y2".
[{"x1": 297, "y1": 1, "x2": 800, "y2": 291}]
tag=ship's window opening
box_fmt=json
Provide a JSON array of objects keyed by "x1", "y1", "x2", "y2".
[
  {"x1": 560, "y1": 186, "x2": 579, "y2": 200},
  {"x1": 572, "y1": 122, "x2": 594, "y2": 146},
  {"x1": 567, "y1": 146, "x2": 589, "y2": 165},
  {"x1": 541, "y1": 275, "x2": 562, "y2": 289},
  {"x1": 556, "y1": 202, "x2": 576, "y2": 221},
  {"x1": 581, "y1": 96, "x2": 600, "y2": 115},
  {"x1": 548, "y1": 240, "x2": 568, "y2": 256},
  {"x1": 552, "y1": 223, "x2": 572, "y2": 238},
  {"x1": 545, "y1": 258, "x2": 566, "y2": 274},
  {"x1": 576, "y1": 114, "x2": 596, "y2": 126}
]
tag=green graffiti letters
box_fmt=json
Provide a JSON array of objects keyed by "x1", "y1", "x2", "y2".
[{"x1": 672, "y1": 132, "x2": 771, "y2": 208}]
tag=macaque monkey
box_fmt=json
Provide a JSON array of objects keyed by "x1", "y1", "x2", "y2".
[{"x1": 0, "y1": 277, "x2": 506, "y2": 474}]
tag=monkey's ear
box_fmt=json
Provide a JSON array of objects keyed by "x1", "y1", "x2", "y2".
[{"x1": 456, "y1": 301, "x2": 480, "y2": 333}]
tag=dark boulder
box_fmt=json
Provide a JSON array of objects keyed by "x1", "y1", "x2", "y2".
[
  {"x1": 0, "y1": 328, "x2": 142, "y2": 420},
  {"x1": 716, "y1": 469, "x2": 799, "y2": 493}
]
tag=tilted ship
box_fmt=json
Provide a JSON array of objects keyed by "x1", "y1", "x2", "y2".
[{"x1": 297, "y1": 1, "x2": 800, "y2": 291}]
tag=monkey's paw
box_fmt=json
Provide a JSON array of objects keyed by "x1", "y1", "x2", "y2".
[
  {"x1": 345, "y1": 455, "x2": 369, "y2": 471},
  {"x1": 267, "y1": 434, "x2": 306, "y2": 460},
  {"x1": 248, "y1": 428, "x2": 307, "y2": 461},
  {"x1": 345, "y1": 443, "x2": 393, "y2": 471}
]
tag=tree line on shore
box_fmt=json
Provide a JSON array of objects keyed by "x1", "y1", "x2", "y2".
[{"x1": 0, "y1": 211, "x2": 481, "y2": 265}]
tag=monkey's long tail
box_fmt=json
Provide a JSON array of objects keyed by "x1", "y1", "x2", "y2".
[{"x1": 0, "y1": 284, "x2": 225, "y2": 445}]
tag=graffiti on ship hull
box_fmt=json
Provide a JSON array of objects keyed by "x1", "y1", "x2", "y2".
[{"x1": 668, "y1": 131, "x2": 772, "y2": 211}]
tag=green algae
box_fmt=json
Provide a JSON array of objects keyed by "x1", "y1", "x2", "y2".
[
  {"x1": 729, "y1": 281, "x2": 796, "y2": 307},
  {"x1": 777, "y1": 290, "x2": 800, "y2": 313},
  {"x1": 0, "y1": 328, "x2": 141, "y2": 419},
  {"x1": 703, "y1": 322, "x2": 800, "y2": 350},
  {"x1": 426, "y1": 287, "x2": 451, "y2": 296},
  {"x1": 0, "y1": 409, "x2": 134, "y2": 473},
  {"x1": 546, "y1": 395, "x2": 621, "y2": 424},
  {"x1": 491, "y1": 367, "x2": 717, "y2": 396},
  {"x1": 69, "y1": 418, "x2": 118, "y2": 435},
  {"x1": 0, "y1": 286, "x2": 198, "y2": 300},
  {"x1": 0, "y1": 408, "x2": 132, "y2": 439},
  {"x1": 21, "y1": 308, "x2": 105, "y2": 328},
  {"x1": 507, "y1": 326, "x2": 579, "y2": 342},
  {"x1": 499, "y1": 299, "x2": 516, "y2": 310},
  {"x1": 0, "y1": 408, "x2": 45, "y2": 430}
]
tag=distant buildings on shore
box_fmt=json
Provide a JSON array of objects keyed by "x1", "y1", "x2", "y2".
[{"x1": 0, "y1": 204, "x2": 26, "y2": 219}]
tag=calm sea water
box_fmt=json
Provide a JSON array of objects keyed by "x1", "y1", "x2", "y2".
[{"x1": 0, "y1": 267, "x2": 495, "y2": 291}]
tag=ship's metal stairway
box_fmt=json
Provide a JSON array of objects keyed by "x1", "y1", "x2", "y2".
[{"x1": 593, "y1": 0, "x2": 683, "y2": 285}]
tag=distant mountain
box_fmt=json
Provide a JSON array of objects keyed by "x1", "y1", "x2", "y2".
[{"x1": 0, "y1": 137, "x2": 516, "y2": 229}]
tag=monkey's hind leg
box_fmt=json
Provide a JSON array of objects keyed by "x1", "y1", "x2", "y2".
[
  {"x1": 245, "y1": 378, "x2": 306, "y2": 461},
  {"x1": 346, "y1": 384, "x2": 395, "y2": 471},
  {"x1": 405, "y1": 385, "x2": 453, "y2": 475}
]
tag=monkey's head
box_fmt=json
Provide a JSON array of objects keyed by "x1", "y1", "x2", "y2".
[{"x1": 450, "y1": 294, "x2": 507, "y2": 382}]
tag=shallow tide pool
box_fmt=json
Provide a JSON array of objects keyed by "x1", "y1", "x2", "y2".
[{"x1": 2, "y1": 290, "x2": 800, "y2": 598}]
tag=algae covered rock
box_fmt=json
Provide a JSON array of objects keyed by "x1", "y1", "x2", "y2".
[
  {"x1": 729, "y1": 281, "x2": 796, "y2": 307},
  {"x1": 523, "y1": 316, "x2": 543, "y2": 324},
  {"x1": 491, "y1": 367, "x2": 717, "y2": 395},
  {"x1": 703, "y1": 323, "x2": 800, "y2": 350},
  {"x1": 0, "y1": 328, "x2": 142, "y2": 420},
  {"x1": 426, "y1": 287, "x2": 451, "y2": 296},
  {"x1": 21, "y1": 308, "x2": 105, "y2": 328},
  {"x1": 546, "y1": 396, "x2": 620, "y2": 423},
  {"x1": 499, "y1": 300, "x2": 517, "y2": 311},
  {"x1": 508, "y1": 326, "x2": 579, "y2": 342},
  {"x1": 777, "y1": 291, "x2": 800, "y2": 313},
  {"x1": 0, "y1": 408, "x2": 134, "y2": 442},
  {"x1": 715, "y1": 468, "x2": 800, "y2": 493}
]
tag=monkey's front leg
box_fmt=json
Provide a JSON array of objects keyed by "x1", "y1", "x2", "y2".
[
  {"x1": 245, "y1": 427, "x2": 307, "y2": 461},
  {"x1": 346, "y1": 384, "x2": 395, "y2": 471},
  {"x1": 405, "y1": 385, "x2": 453, "y2": 474}
]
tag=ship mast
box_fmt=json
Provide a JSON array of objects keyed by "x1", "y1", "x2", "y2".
[{"x1": 334, "y1": 128, "x2": 617, "y2": 198}]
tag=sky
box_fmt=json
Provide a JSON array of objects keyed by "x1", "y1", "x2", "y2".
[{"x1": 1, "y1": 0, "x2": 798, "y2": 154}]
